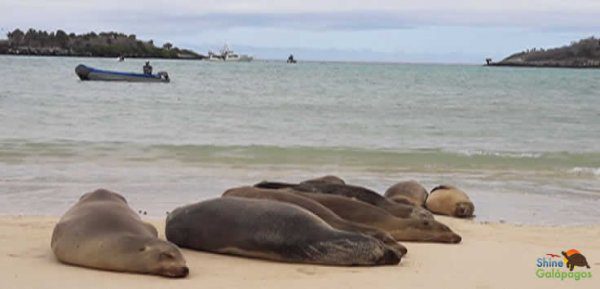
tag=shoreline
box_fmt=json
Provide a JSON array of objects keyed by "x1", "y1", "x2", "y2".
[
  {"x1": 0, "y1": 53, "x2": 205, "y2": 60},
  {"x1": 485, "y1": 62, "x2": 600, "y2": 69},
  {"x1": 1, "y1": 215, "x2": 597, "y2": 288},
  {"x1": 6, "y1": 53, "x2": 600, "y2": 68},
  {"x1": 2, "y1": 161, "x2": 598, "y2": 226}
]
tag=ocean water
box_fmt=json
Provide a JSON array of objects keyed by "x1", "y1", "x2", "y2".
[{"x1": 0, "y1": 55, "x2": 598, "y2": 225}]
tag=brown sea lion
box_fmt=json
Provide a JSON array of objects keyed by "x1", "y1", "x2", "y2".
[
  {"x1": 255, "y1": 181, "x2": 433, "y2": 220},
  {"x1": 222, "y1": 186, "x2": 407, "y2": 256},
  {"x1": 426, "y1": 185, "x2": 475, "y2": 218},
  {"x1": 51, "y1": 189, "x2": 189, "y2": 277},
  {"x1": 384, "y1": 180, "x2": 428, "y2": 207},
  {"x1": 165, "y1": 197, "x2": 400, "y2": 266},
  {"x1": 291, "y1": 191, "x2": 461, "y2": 243}
]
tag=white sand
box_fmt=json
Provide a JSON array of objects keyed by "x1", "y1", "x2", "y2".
[{"x1": 0, "y1": 216, "x2": 598, "y2": 289}]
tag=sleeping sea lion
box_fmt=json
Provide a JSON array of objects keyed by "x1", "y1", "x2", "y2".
[
  {"x1": 426, "y1": 185, "x2": 475, "y2": 218},
  {"x1": 51, "y1": 189, "x2": 189, "y2": 277},
  {"x1": 384, "y1": 180, "x2": 428, "y2": 207},
  {"x1": 255, "y1": 181, "x2": 433, "y2": 220},
  {"x1": 290, "y1": 191, "x2": 462, "y2": 243},
  {"x1": 165, "y1": 197, "x2": 400, "y2": 266},
  {"x1": 222, "y1": 186, "x2": 406, "y2": 256}
]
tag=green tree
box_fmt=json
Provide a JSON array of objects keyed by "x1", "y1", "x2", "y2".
[
  {"x1": 55, "y1": 30, "x2": 69, "y2": 48},
  {"x1": 7, "y1": 29, "x2": 25, "y2": 46}
]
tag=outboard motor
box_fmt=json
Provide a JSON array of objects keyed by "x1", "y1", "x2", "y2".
[{"x1": 157, "y1": 71, "x2": 170, "y2": 82}]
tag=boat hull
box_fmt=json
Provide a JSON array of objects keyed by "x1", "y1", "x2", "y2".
[
  {"x1": 205, "y1": 55, "x2": 253, "y2": 62},
  {"x1": 75, "y1": 65, "x2": 169, "y2": 83}
]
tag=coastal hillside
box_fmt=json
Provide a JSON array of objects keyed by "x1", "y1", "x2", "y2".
[
  {"x1": 0, "y1": 28, "x2": 204, "y2": 59},
  {"x1": 490, "y1": 37, "x2": 600, "y2": 68}
]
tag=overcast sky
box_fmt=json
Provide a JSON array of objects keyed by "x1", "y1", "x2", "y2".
[{"x1": 2, "y1": 0, "x2": 599, "y2": 62}]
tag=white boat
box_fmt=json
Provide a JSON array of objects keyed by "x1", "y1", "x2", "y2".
[{"x1": 206, "y1": 44, "x2": 253, "y2": 62}]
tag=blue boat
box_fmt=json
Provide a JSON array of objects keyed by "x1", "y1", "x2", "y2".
[{"x1": 75, "y1": 64, "x2": 170, "y2": 83}]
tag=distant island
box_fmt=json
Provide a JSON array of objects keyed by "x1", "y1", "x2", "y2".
[
  {"x1": 487, "y1": 37, "x2": 600, "y2": 68},
  {"x1": 0, "y1": 28, "x2": 205, "y2": 59}
]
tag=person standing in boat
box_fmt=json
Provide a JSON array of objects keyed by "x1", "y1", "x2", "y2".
[{"x1": 143, "y1": 61, "x2": 153, "y2": 75}]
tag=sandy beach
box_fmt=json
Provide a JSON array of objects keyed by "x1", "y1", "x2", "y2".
[
  {"x1": 2, "y1": 2, "x2": 600, "y2": 287},
  {"x1": 1, "y1": 215, "x2": 597, "y2": 289}
]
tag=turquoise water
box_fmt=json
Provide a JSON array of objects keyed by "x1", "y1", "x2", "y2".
[{"x1": 0, "y1": 56, "x2": 598, "y2": 224}]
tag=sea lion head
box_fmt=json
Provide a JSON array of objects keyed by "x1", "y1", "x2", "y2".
[
  {"x1": 346, "y1": 235, "x2": 402, "y2": 266},
  {"x1": 310, "y1": 233, "x2": 401, "y2": 266},
  {"x1": 363, "y1": 229, "x2": 408, "y2": 256},
  {"x1": 391, "y1": 219, "x2": 462, "y2": 244},
  {"x1": 378, "y1": 246, "x2": 402, "y2": 265},
  {"x1": 136, "y1": 238, "x2": 189, "y2": 278},
  {"x1": 454, "y1": 202, "x2": 475, "y2": 218}
]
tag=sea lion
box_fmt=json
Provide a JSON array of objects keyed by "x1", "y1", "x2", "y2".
[
  {"x1": 222, "y1": 186, "x2": 407, "y2": 256},
  {"x1": 426, "y1": 185, "x2": 475, "y2": 218},
  {"x1": 384, "y1": 180, "x2": 428, "y2": 207},
  {"x1": 255, "y1": 181, "x2": 433, "y2": 220},
  {"x1": 291, "y1": 191, "x2": 462, "y2": 243},
  {"x1": 301, "y1": 175, "x2": 346, "y2": 185},
  {"x1": 51, "y1": 189, "x2": 189, "y2": 277},
  {"x1": 166, "y1": 197, "x2": 400, "y2": 266}
]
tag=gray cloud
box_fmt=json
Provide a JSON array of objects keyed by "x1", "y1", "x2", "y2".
[
  {"x1": 93, "y1": 10, "x2": 600, "y2": 33},
  {"x1": 99, "y1": 11, "x2": 415, "y2": 32},
  {"x1": 3, "y1": 2, "x2": 600, "y2": 33}
]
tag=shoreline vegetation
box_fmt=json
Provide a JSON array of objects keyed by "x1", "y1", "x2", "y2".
[
  {"x1": 0, "y1": 28, "x2": 206, "y2": 59},
  {"x1": 487, "y1": 37, "x2": 600, "y2": 68}
]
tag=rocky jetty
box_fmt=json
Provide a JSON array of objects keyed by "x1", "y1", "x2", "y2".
[{"x1": 487, "y1": 37, "x2": 600, "y2": 68}]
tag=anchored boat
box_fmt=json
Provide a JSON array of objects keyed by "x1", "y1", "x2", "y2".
[
  {"x1": 205, "y1": 44, "x2": 253, "y2": 62},
  {"x1": 75, "y1": 64, "x2": 170, "y2": 83}
]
